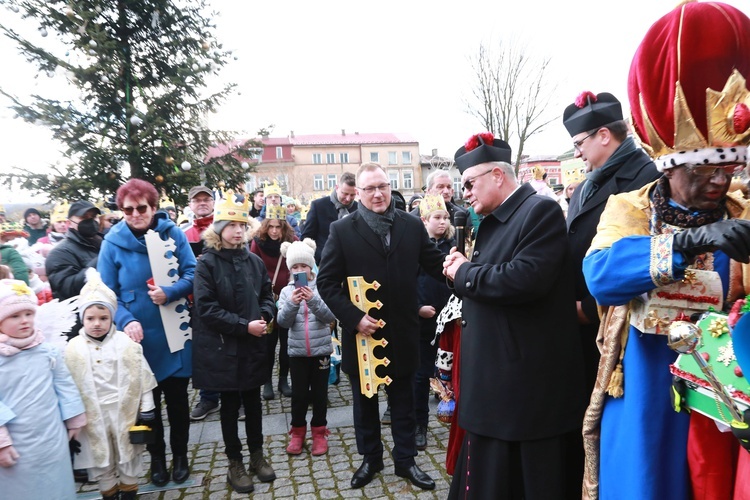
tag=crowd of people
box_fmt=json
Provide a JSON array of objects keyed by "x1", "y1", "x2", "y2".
[{"x1": 3, "y1": 2, "x2": 750, "y2": 499}]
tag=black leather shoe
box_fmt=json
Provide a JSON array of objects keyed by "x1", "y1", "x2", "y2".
[
  {"x1": 172, "y1": 454, "x2": 190, "y2": 484},
  {"x1": 350, "y1": 459, "x2": 384, "y2": 488},
  {"x1": 395, "y1": 464, "x2": 435, "y2": 490},
  {"x1": 150, "y1": 456, "x2": 169, "y2": 487}
]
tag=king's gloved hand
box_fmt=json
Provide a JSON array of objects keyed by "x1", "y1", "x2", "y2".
[
  {"x1": 731, "y1": 410, "x2": 750, "y2": 452},
  {"x1": 673, "y1": 219, "x2": 750, "y2": 264}
]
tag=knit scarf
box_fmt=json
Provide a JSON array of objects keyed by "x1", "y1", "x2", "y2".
[
  {"x1": 651, "y1": 176, "x2": 726, "y2": 230},
  {"x1": 330, "y1": 190, "x2": 350, "y2": 220},
  {"x1": 255, "y1": 236, "x2": 282, "y2": 257},
  {"x1": 358, "y1": 199, "x2": 396, "y2": 250},
  {"x1": 0, "y1": 329, "x2": 44, "y2": 357},
  {"x1": 578, "y1": 136, "x2": 637, "y2": 210}
]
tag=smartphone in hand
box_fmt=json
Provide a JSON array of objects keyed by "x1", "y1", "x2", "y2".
[{"x1": 293, "y1": 272, "x2": 308, "y2": 289}]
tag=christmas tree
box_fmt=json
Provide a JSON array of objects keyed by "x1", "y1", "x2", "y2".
[{"x1": 0, "y1": 0, "x2": 261, "y2": 206}]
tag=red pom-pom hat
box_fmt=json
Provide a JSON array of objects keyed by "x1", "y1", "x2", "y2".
[{"x1": 454, "y1": 132, "x2": 512, "y2": 173}]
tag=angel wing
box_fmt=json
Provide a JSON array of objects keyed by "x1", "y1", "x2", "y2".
[{"x1": 36, "y1": 296, "x2": 79, "y2": 351}]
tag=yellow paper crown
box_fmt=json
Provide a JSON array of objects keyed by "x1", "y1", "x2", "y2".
[
  {"x1": 263, "y1": 180, "x2": 282, "y2": 198},
  {"x1": 159, "y1": 194, "x2": 175, "y2": 209},
  {"x1": 214, "y1": 191, "x2": 250, "y2": 223},
  {"x1": 532, "y1": 165, "x2": 545, "y2": 181},
  {"x1": 419, "y1": 194, "x2": 448, "y2": 218},
  {"x1": 50, "y1": 201, "x2": 70, "y2": 223},
  {"x1": 266, "y1": 203, "x2": 286, "y2": 221}
]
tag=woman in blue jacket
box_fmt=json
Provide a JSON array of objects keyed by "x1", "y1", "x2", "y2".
[{"x1": 98, "y1": 179, "x2": 196, "y2": 488}]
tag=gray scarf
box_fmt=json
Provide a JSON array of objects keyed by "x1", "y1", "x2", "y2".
[
  {"x1": 358, "y1": 199, "x2": 396, "y2": 250},
  {"x1": 330, "y1": 190, "x2": 350, "y2": 220},
  {"x1": 578, "y1": 136, "x2": 637, "y2": 210}
]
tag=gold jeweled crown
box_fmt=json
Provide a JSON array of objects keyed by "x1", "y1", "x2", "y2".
[
  {"x1": 263, "y1": 180, "x2": 282, "y2": 198},
  {"x1": 419, "y1": 194, "x2": 448, "y2": 218},
  {"x1": 50, "y1": 201, "x2": 71, "y2": 223},
  {"x1": 265, "y1": 203, "x2": 286, "y2": 221},
  {"x1": 214, "y1": 191, "x2": 250, "y2": 223}
]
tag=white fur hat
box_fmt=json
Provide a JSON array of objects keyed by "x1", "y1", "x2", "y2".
[
  {"x1": 78, "y1": 268, "x2": 118, "y2": 320},
  {"x1": 281, "y1": 238, "x2": 316, "y2": 270},
  {"x1": 0, "y1": 279, "x2": 37, "y2": 325}
]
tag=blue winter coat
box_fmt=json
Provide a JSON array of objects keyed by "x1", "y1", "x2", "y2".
[{"x1": 98, "y1": 212, "x2": 196, "y2": 382}]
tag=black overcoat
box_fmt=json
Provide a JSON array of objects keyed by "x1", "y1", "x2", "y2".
[
  {"x1": 453, "y1": 183, "x2": 587, "y2": 441},
  {"x1": 191, "y1": 247, "x2": 277, "y2": 391},
  {"x1": 301, "y1": 196, "x2": 358, "y2": 264},
  {"x1": 317, "y1": 209, "x2": 445, "y2": 379},
  {"x1": 566, "y1": 147, "x2": 660, "y2": 389}
]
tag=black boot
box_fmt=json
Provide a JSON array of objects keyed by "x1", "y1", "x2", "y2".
[
  {"x1": 172, "y1": 453, "x2": 190, "y2": 484},
  {"x1": 278, "y1": 378, "x2": 292, "y2": 397},
  {"x1": 262, "y1": 382, "x2": 275, "y2": 400},
  {"x1": 150, "y1": 455, "x2": 169, "y2": 487}
]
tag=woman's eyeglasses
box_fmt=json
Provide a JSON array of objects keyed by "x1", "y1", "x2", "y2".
[{"x1": 121, "y1": 205, "x2": 149, "y2": 215}]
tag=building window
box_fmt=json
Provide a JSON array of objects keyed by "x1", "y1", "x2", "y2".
[
  {"x1": 388, "y1": 170, "x2": 399, "y2": 190},
  {"x1": 403, "y1": 170, "x2": 413, "y2": 190},
  {"x1": 327, "y1": 174, "x2": 337, "y2": 189},
  {"x1": 453, "y1": 177, "x2": 462, "y2": 193},
  {"x1": 402, "y1": 151, "x2": 412, "y2": 164},
  {"x1": 370, "y1": 152, "x2": 379, "y2": 163},
  {"x1": 340, "y1": 152, "x2": 349, "y2": 163},
  {"x1": 388, "y1": 151, "x2": 397, "y2": 165},
  {"x1": 276, "y1": 146, "x2": 282, "y2": 159},
  {"x1": 312, "y1": 153, "x2": 322, "y2": 164},
  {"x1": 313, "y1": 174, "x2": 324, "y2": 190},
  {"x1": 326, "y1": 153, "x2": 335, "y2": 164}
]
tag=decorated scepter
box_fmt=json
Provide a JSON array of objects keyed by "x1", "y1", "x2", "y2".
[
  {"x1": 347, "y1": 276, "x2": 392, "y2": 397},
  {"x1": 668, "y1": 321, "x2": 744, "y2": 422}
]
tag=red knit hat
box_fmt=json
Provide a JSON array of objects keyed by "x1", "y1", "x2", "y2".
[{"x1": 628, "y1": 1, "x2": 750, "y2": 171}]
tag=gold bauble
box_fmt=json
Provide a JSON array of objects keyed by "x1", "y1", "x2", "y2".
[
  {"x1": 217, "y1": 180, "x2": 226, "y2": 188},
  {"x1": 107, "y1": 172, "x2": 117, "y2": 180},
  {"x1": 165, "y1": 156, "x2": 174, "y2": 165},
  {"x1": 201, "y1": 40, "x2": 210, "y2": 51},
  {"x1": 155, "y1": 175, "x2": 164, "y2": 183}
]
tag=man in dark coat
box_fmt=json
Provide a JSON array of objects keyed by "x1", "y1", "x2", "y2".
[
  {"x1": 46, "y1": 200, "x2": 102, "y2": 305},
  {"x1": 563, "y1": 91, "x2": 661, "y2": 393},
  {"x1": 317, "y1": 163, "x2": 445, "y2": 491},
  {"x1": 424, "y1": 169, "x2": 473, "y2": 236},
  {"x1": 443, "y1": 134, "x2": 587, "y2": 500},
  {"x1": 301, "y1": 172, "x2": 358, "y2": 265}
]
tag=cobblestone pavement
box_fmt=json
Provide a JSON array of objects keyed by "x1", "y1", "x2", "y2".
[{"x1": 76, "y1": 368, "x2": 453, "y2": 499}]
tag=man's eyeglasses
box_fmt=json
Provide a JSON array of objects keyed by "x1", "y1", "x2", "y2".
[
  {"x1": 191, "y1": 197, "x2": 213, "y2": 204},
  {"x1": 683, "y1": 164, "x2": 741, "y2": 178},
  {"x1": 359, "y1": 183, "x2": 391, "y2": 195},
  {"x1": 462, "y1": 169, "x2": 494, "y2": 192},
  {"x1": 573, "y1": 129, "x2": 601, "y2": 152},
  {"x1": 121, "y1": 205, "x2": 149, "y2": 215}
]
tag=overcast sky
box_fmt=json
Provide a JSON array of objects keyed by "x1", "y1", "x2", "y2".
[{"x1": 2, "y1": 0, "x2": 748, "y2": 203}]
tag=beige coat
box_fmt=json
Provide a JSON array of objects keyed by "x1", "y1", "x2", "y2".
[{"x1": 65, "y1": 330, "x2": 157, "y2": 469}]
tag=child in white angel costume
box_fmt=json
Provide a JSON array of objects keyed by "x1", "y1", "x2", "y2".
[
  {"x1": 0, "y1": 279, "x2": 87, "y2": 500},
  {"x1": 65, "y1": 269, "x2": 157, "y2": 500}
]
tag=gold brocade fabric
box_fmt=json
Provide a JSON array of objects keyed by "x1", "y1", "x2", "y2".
[{"x1": 581, "y1": 181, "x2": 750, "y2": 500}]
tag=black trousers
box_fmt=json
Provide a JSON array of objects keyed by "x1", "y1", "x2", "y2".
[
  {"x1": 266, "y1": 325, "x2": 289, "y2": 381},
  {"x1": 349, "y1": 372, "x2": 417, "y2": 468},
  {"x1": 448, "y1": 430, "x2": 581, "y2": 500},
  {"x1": 219, "y1": 388, "x2": 263, "y2": 460},
  {"x1": 147, "y1": 376, "x2": 190, "y2": 458},
  {"x1": 289, "y1": 356, "x2": 330, "y2": 427},
  {"x1": 414, "y1": 334, "x2": 438, "y2": 427}
]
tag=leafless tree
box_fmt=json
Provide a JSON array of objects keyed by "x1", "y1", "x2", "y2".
[{"x1": 465, "y1": 40, "x2": 559, "y2": 172}]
